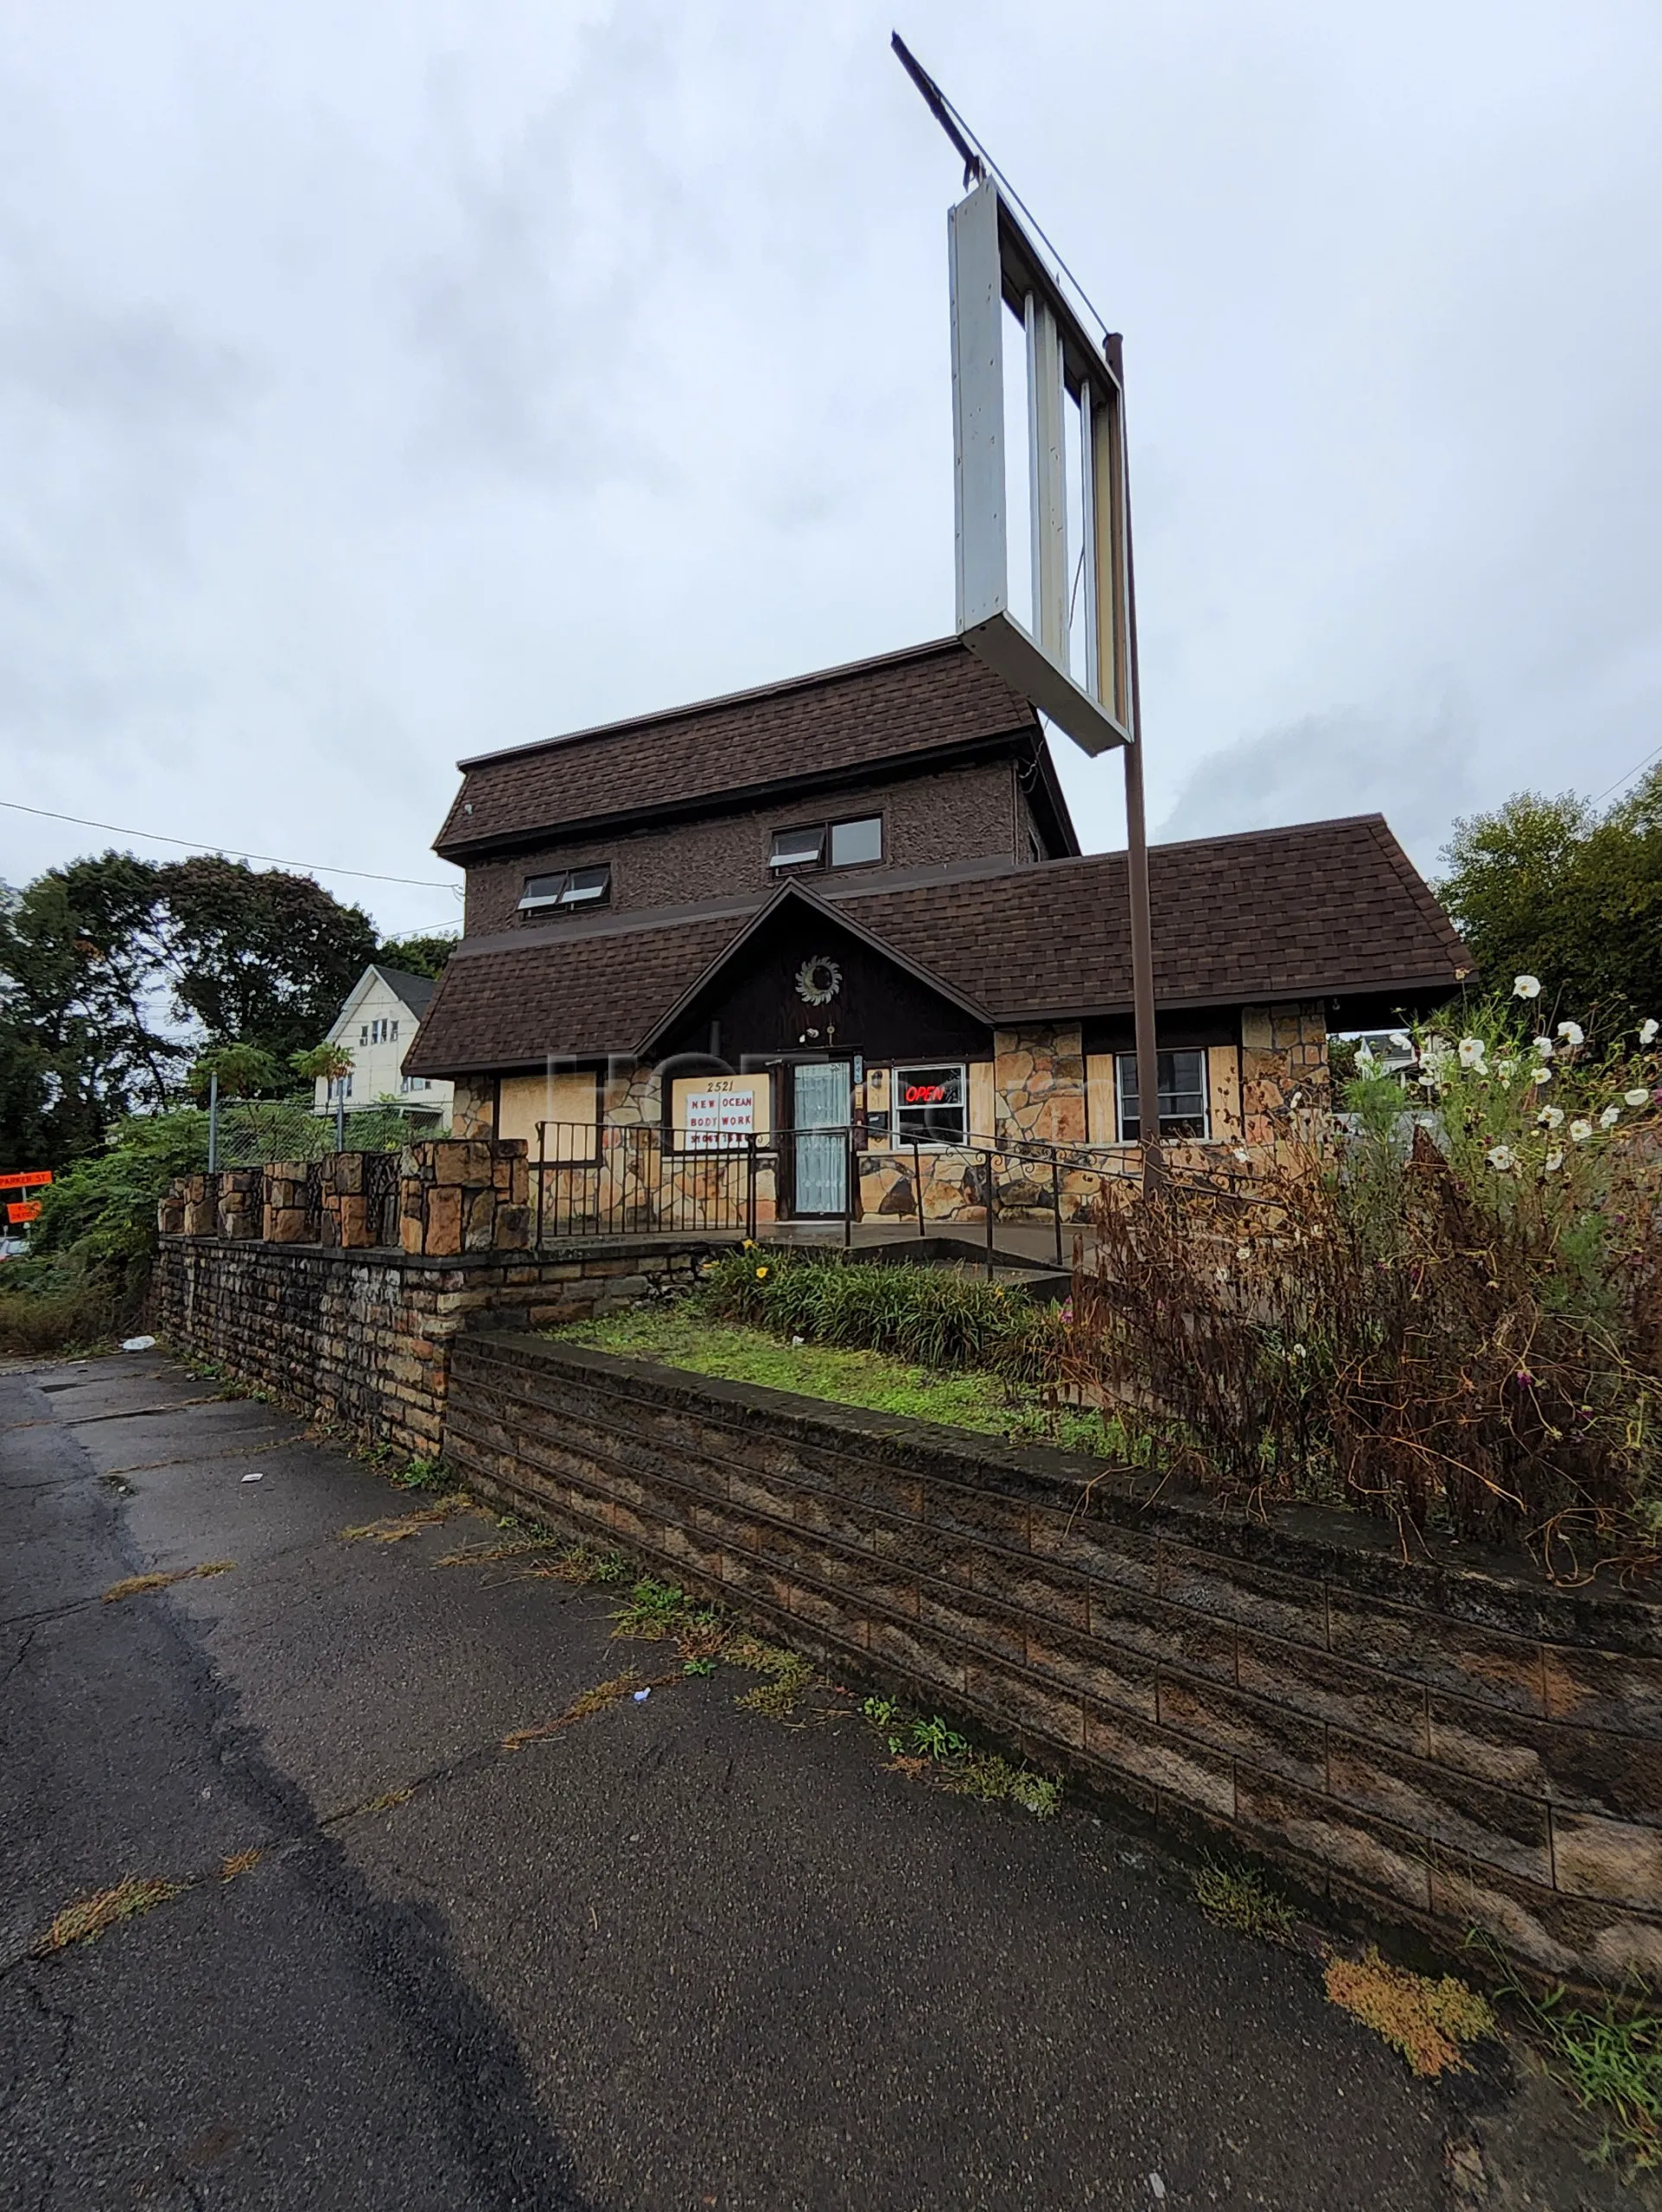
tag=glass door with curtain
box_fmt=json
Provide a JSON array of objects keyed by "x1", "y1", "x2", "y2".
[{"x1": 792, "y1": 1062, "x2": 852, "y2": 1217}]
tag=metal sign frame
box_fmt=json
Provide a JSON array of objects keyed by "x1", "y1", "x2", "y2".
[{"x1": 948, "y1": 175, "x2": 1133, "y2": 759}]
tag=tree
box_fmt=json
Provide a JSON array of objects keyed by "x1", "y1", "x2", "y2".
[
  {"x1": 374, "y1": 929, "x2": 458, "y2": 981},
  {"x1": 1437, "y1": 765, "x2": 1662, "y2": 1036},
  {"x1": 0, "y1": 855, "x2": 180, "y2": 1173},
  {"x1": 157, "y1": 857, "x2": 378, "y2": 1066}
]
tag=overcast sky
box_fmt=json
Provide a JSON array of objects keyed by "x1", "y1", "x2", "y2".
[{"x1": 3, "y1": 1, "x2": 1659, "y2": 939}]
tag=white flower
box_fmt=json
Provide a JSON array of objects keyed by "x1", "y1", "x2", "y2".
[
  {"x1": 1625, "y1": 1088, "x2": 1650, "y2": 1108},
  {"x1": 1389, "y1": 1032, "x2": 1410, "y2": 1052},
  {"x1": 1417, "y1": 1071, "x2": 1439, "y2": 1090},
  {"x1": 1557, "y1": 1020, "x2": 1585, "y2": 1047},
  {"x1": 1600, "y1": 1104, "x2": 1621, "y2": 1128},
  {"x1": 1513, "y1": 975, "x2": 1542, "y2": 999},
  {"x1": 1532, "y1": 1036, "x2": 1555, "y2": 1059},
  {"x1": 1641, "y1": 1018, "x2": 1659, "y2": 1046},
  {"x1": 1495, "y1": 1059, "x2": 1517, "y2": 1082},
  {"x1": 1543, "y1": 1148, "x2": 1564, "y2": 1174},
  {"x1": 1457, "y1": 1037, "x2": 1487, "y2": 1070},
  {"x1": 1487, "y1": 1144, "x2": 1516, "y2": 1172},
  {"x1": 1354, "y1": 1042, "x2": 1376, "y2": 1071},
  {"x1": 1537, "y1": 1104, "x2": 1564, "y2": 1129},
  {"x1": 1570, "y1": 1119, "x2": 1593, "y2": 1143},
  {"x1": 1529, "y1": 1065, "x2": 1552, "y2": 1085}
]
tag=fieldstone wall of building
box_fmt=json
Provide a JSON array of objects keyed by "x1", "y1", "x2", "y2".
[
  {"x1": 1242, "y1": 1003, "x2": 1329, "y2": 1144},
  {"x1": 445, "y1": 1332, "x2": 1662, "y2": 1991}
]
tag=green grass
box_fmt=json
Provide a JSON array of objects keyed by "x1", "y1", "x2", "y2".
[{"x1": 551, "y1": 1306, "x2": 1132, "y2": 1457}]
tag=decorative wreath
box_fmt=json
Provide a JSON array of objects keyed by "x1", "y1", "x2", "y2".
[{"x1": 794, "y1": 954, "x2": 842, "y2": 1006}]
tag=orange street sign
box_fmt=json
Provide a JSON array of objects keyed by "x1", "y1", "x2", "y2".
[
  {"x1": 0, "y1": 1169, "x2": 51, "y2": 1191},
  {"x1": 7, "y1": 1200, "x2": 41, "y2": 1224}
]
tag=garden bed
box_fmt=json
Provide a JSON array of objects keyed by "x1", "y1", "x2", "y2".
[{"x1": 546, "y1": 1308, "x2": 1130, "y2": 1459}]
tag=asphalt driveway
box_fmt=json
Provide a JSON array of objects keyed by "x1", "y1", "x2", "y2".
[{"x1": 0, "y1": 1351, "x2": 1647, "y2": 2210}]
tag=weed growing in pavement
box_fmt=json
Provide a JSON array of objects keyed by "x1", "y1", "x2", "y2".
[
  {"x1": 1323, "y1": 1948, "x2": 1496, "y2": 2077},
  {"x1": 338, "y1": 1500, "x2": 472, "y2": 1543},
  {"x1": 1465, "y1": 1940, "x2": 1662, "y2": 2174},
  {"x1": 682, "y1": 1656, "x2": 716, "y2": 1676},
  {"x1": 857, "y1": 1695, "x2": 1061, "y2": 1815},
  {"x1": 1192, "y1": 1858, "x2": 1299, "y2": 1944},
  {"x1": 389, "y1": 1455, "x2": 455, "y2": 1492},
  {"x1": 33, "y1": 1876, "x2": 185, "y2": 1954},
  {"x1": 500, "y1": 1668, "x2": 679, "y2": 1751},
  {"x1": 1529, "y1": 1993, "x2": 1662, "y2": 2175},
  {"x1": 609, "y1": 1574, "x2": 693, "y2": 1639},
  {"x1": 734, "y1": 1649, "x2": 817, "y2": 1719},
  {"x1": 220, "y1": 1848, "x2": 263, "y2": 1881},
  {"x1": 102, "y1": 1560, "x2": 234, "y2": 1603}
]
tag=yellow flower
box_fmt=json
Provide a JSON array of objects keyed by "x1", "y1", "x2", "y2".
[{"x1": 755, "y1": 1265, "x2": 770, "y2": 1280}]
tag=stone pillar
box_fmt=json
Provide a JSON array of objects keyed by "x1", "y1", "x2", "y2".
[
  {"x1": 447, "y1": 1079, "x2": 494, "y2": 1139},
  {"x1": 181, "y1": 1173, "x2": 219, "y2": 1237},
  {"x1": 398, "y1": 1138, "x2": 530, "y2": 1256},
  {"x1": 215, "y1": 1168, "x2": 264, "y2": 1238},
  {"x1": 318, "y1": 1151, "x2": 378, "y2": 1249},
  {"x1": 157, "y1": 1180, "x2": 188, "y2": 1236},
  {"x1": 262, "y1": 1161, "x2": 316, "y2": 1244}
]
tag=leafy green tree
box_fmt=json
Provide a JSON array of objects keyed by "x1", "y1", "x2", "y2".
[
  {"x1": 374, "y1": 929, "x2": 458, "y2": 981},
  {"x1": 0, "y1": 855, "x2": 180, "y2": 1172},
  {"x1": 1437, "y1": 766, "x2": 1662, "y2": 1035},
  {"x1": 156, "y1": 857, "x2": 378, "y2": 1066}
]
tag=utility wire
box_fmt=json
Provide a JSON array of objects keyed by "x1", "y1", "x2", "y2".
[
  {"x1": 1589, "y1": 741, "x2": 1662, "y2": 809},
  {"x1": 0, "y1": 798, "x2": 460, "y2": 893}
]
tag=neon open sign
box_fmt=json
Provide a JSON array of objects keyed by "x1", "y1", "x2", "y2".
[{"x1": 903, "y1": 1084, "x2": 949, "y2": 1104}]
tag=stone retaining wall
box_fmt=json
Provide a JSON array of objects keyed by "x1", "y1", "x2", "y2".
[
  {"x1": 444, "y1": 1331, "x2": 1662, "y2": 1990},
  {"x1": 150, "y1": 1236, "x2": 710, "y2": 1459}
]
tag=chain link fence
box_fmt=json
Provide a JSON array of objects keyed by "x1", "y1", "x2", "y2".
[{"x1": 209, "y1": 1095, "x2": 445, "y2": 1168}]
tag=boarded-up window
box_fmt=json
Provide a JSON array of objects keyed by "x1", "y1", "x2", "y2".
[{"x1": 496, "y1": 1071, "x2": 600, "y2": 1160}]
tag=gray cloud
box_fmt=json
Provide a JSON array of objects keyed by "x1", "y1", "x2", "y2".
[
  {"x1": 1157, "y1": 703, "x2": 1476, "y2": 873},
  {"x1": 0, "y1": 1, "x2": 1657, "y2": 940}
]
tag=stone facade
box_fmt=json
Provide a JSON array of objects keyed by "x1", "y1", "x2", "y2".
[
  {"x1": 446, "y1": 1332, "x2": 1662, "y2": 1991},
  {"x1": 1241, "y1": 1003, "x2": 1329, "y2": 1145},
  {"x1": 149, "y1": 1235, "x2": 708, "y2": 1461},
  {"x1": 994, "y1": 1026, "x2": 1086, "y2": 1147},
  {"x1": 214, "y1": 1168, "x2": 264, "y2": 1239}
]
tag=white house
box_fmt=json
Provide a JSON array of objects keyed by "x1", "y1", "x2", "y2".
[{"x1": 311, "y1": 966, "x2": 452, "y2": 1121}]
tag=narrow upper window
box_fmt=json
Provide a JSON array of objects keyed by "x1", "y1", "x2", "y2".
[
  {"x1": 519, "y1": 865, "x2": 612, "y2": 914},
  {"x1": 390, "y1": 1019, "x2": 399, "y2": 1041},
  {"x1": 1115, "y1": 1050, "x2": 1209, "y2": 1141},
  {"x1": 359, "y1": 1023, "x2": 368, "y2": 1046},
  {"x1": 769, "y1": 825, "x2": 825, "y2": 870}
]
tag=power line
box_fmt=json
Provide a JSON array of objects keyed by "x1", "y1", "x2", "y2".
[
  {"x1": 1589, "y1": 741, "x2": 1662, "y2": 808},
  {"x1": 0, "y1": 798, "x2": 460, "y2": 894}
]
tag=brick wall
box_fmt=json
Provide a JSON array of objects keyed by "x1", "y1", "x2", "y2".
[
  {"x1": 444, "y1": 1332, "x2": 1662, "y2": 1990},
  {"x1": 149, "y1": 1236, "x2": 710, "y2": 1459}
]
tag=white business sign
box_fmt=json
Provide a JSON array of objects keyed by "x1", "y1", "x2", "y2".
[{"x1": 685, "y1": 1089, "x2": 755, "y2": 1150}]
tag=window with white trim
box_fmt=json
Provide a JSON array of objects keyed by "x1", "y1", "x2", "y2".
[
  {"x1": 1115, "y1": 1050, "x2": 1209, "y2": 1141},
  {"x1": 893, "y1": 1064, "x2": 967, "y2": 1147},
  {"x1": 519, "y1": 865, "x2": 611, "y2": 913}
]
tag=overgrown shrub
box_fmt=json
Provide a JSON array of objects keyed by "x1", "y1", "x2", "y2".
[
  {"x1": 1064, "y1": 995, "x2": 1662, "y2": 1577},
  {"x1": 699, "y1": 1247, "x2": 1063, "y2": 1382}
]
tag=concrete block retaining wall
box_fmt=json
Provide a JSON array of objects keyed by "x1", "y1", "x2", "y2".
[{"x1": 444, "y1": 1330, "x2": 1662, "y2": 1991}]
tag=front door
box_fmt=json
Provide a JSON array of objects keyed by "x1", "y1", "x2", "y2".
[{"x1": 792, "y1": 1062, "x2": 851, "y2": 1216}]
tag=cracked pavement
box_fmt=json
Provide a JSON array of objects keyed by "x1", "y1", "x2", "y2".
[{"x1": 0, "y1": 1351, "x2": 1652, "y2": 2210}]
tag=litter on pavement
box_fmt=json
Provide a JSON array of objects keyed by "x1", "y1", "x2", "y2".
[
  {"x1": 120, "y1": 1335, "x2": 156, "y2": 1352},
  {"x1": 241, "y1": 1471, "x2": 264, "y2": 1484}
]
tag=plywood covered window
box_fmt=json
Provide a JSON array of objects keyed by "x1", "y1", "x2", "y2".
[{"x1": 496, "y1": 1071, "x2": 601, "y2": 1160}]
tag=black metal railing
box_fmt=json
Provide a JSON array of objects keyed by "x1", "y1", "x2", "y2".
[
  {"x1": 364, "y1": 1151, "x2": 402, "y2": 1249},
  {"x1": 529, "y1": 1122, "x2": 1270, "y2": 1272}
]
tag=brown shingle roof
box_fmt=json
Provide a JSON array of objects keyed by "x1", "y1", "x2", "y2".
[
  {"x1": 405, "y1": 814, "x2": 1470, "y2": 1076},
  {"x1": 433, "y1": 637, "x2": 1045, "y2": 859}
]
